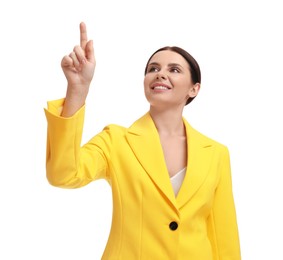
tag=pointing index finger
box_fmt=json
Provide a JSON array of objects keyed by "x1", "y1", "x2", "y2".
[{"x1": 80, "y1": 22, "x2": 88, "y2": 50}]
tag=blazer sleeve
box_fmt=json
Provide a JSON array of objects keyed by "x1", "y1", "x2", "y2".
[
  {"x1": 208, "y1": 146, "x2": 241, "y2": 260},
  {"x1": 44, "y1": 98, "x2": 111, "y2": 188}
]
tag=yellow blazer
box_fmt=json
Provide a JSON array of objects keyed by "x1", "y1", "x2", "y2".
[{"x1": 45, "y1": 99, "x2": 241, "y2": 260}]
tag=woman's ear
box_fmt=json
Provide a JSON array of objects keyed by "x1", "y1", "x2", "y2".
[{"x1": 188, "y1": 83, "x2": 201, "y2": 98}]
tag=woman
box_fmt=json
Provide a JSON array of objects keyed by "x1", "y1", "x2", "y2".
[{"x1": 45, "y1": 22, "x2": 241, "y2": 259}]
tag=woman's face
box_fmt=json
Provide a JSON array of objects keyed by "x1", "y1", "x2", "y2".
[{"x1": 144, "y1": 50, "x2": 199, "y2": 108}]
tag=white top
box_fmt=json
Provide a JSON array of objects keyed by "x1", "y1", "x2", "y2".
[{"x1": 170, "y1": 167, "x2": 187, "y2": 196}]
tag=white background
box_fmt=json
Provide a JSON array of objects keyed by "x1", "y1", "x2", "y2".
[{"x1": 0, "y1": 0, "x2": 282, "y2": 259}]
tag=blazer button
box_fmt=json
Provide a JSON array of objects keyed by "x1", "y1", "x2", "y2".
[{"x1": 169, "y1": 221, "x2": 178, "y2": 231}]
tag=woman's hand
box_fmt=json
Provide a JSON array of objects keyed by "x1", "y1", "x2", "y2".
[{"x1": 61, "y1": 22, "x2": 95, "y2": 117}]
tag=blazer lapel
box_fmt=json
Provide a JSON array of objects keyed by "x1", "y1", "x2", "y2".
[
  {"x1": 176, "y1": 120, "x2": 215, "y2": 209},
  {"x1": 125, "y1": 113, "x2": 215, "y2": 211},
  {"x1": 125, "y1": 113, "x2": 177, "y2": 209}
]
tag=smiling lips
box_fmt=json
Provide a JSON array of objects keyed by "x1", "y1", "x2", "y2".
[{"x1": 151, "y1": 83, "x2": 172, "y2": 91}]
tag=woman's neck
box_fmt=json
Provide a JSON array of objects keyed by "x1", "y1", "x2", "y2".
[{"x1": 149, "y1": 106, "x2": 186, "y2": 137}]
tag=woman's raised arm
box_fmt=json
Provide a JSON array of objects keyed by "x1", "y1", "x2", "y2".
[{"x1": 61, "y1": 22, "x2": 95, "y2": 117}]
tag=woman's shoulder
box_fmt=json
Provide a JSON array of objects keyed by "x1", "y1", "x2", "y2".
[
  {"x1": 102, "y1": 123, "x2": 127, "y2": 135},
  {"x1": 184, "y1": 119, "x2": 228, "y2": 151}
]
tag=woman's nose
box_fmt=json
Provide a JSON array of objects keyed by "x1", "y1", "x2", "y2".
[{"x1": 156, "y1": 71, "x2": 167, "y2": 80}]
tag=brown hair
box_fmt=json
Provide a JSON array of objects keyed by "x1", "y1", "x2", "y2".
[{"x1": 144, "y1": 46, "x2": 201, "y2": 105}]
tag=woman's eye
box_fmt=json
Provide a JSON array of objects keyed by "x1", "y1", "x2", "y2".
[
  {"x1": 170, "y1": 67, "x2": 180, "y2": 73},
  {"x1": 148, "y1": 67, "x2": 159, "y2": 73}
]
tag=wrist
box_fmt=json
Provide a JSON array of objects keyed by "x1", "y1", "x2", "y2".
[
  {"x1": 66, "y1": 83, "x2": 89, "y2": 98},
  {"x1": 61, "y1": 87, "x2": 88, "y2": 117}
]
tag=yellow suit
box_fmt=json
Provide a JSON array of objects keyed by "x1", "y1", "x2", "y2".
[{"x1": 45, "y1": 99, "x2": 241, "y2": 260}]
